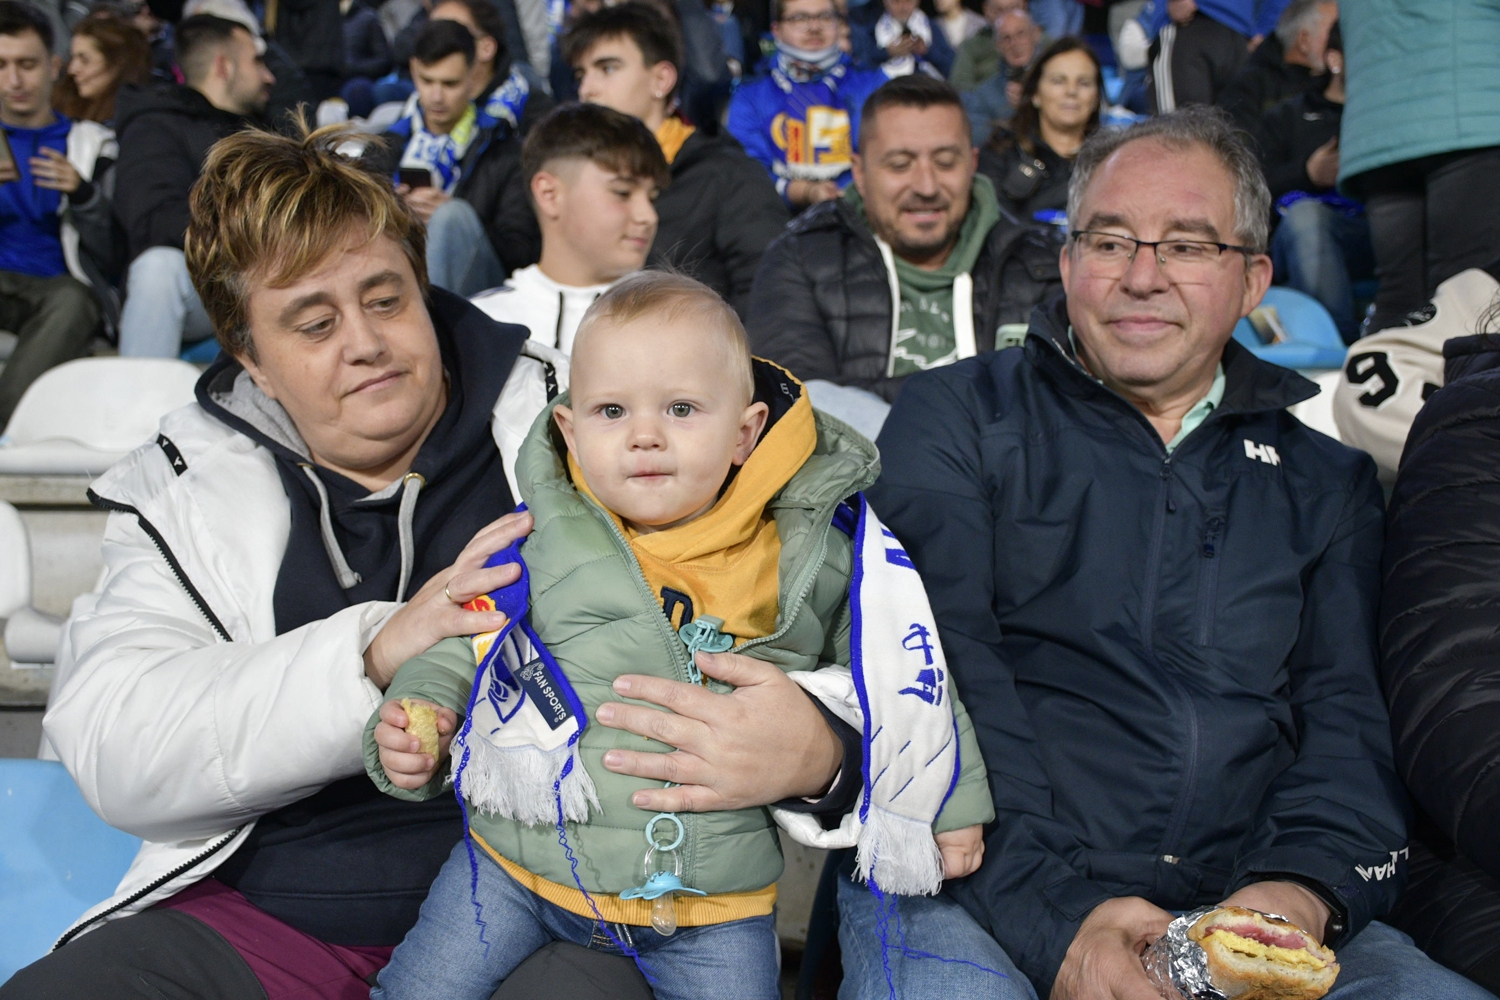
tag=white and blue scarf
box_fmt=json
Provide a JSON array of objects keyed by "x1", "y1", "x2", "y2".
[{"x1": 393, "y1": 93, "x2": 482, "y2": 194}]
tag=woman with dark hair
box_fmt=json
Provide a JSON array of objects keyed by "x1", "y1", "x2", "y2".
[
  {"x1": 977, "y1": 35, "x2": 1100, "y2": 222},
  {"x1": 53, "y1": 11, "x2": 152, "y2": 125}
]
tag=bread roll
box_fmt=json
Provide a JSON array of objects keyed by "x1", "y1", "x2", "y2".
[
  {"x1": 1188, "y1": 906, "x2": 1338, "y2": 1000},
  {"x1": 401, "y1": 698, "x2": 440, "y2": 758}
]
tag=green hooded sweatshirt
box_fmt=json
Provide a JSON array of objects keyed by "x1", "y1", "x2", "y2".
[
  {"x1": 844, "y1": 173, "x2": 1002, "y2": 376},
  {"x1": 364, "y1": 369, "x2": 994, "y2": 924}
]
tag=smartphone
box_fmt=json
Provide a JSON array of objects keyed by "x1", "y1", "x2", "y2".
[
  {"x1": 397, "y1": 167, "x2": 433, "y2": 189},
  {"x1": 0, "y1": 130, "x2": 16, "y2": 181}
]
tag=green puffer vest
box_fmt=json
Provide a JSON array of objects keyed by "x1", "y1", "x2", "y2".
[{"x1": 370, "y1": 388, "x2": 888, "y2": 895}]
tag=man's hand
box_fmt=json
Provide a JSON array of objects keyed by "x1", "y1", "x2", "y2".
[
  {"x1": 936, "y1": 825, "x2": 985, "y2": 878},
  {"x1": 886, "y1": 33, "x2": 921, "y2": 58},
  {"x1": 30, "y1": 148, "x2": 81, "y2": 194},
  {"x1": 363, "y1": 510, "x2": 533, "y2": 689},
  {"x1": 373, "y1": 697, "x2": 459, "y2": 790},
  {"x1": 1219, "y1": 882, "x2": 1331, "y2": 944},
  {"x1": 1051, "y1": 896, "x2": 1174, "y2": 1000},
  {"x1": 397, "y1": 183, "x2": 452, "y2": 224},
  {"x1": 595, "y1": 650, "x2": 843, "y2": 812},
  {"x1": 788, "y1": 178, "x2": 840, "y2": 207},
  {"x1": 1305, "y1": 138, "x2": 1340, "y2": 189}
]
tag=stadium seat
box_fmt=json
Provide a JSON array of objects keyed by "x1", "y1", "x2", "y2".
[
  {"x1": 0, "y1": 500, "x2": 62, "y2": 668},
  {"x1": 179, "y1": 338, "x2": 222, "y2": 364},
  {"x1": 0, "y1": 759, "x2": 141, "y2": 985},
  {"x1": 0, "y1": 358, "x2": 200, "y2": 476},
  {"x1": 1232, "y1": 286, "x2": 1348, "y2": 371}
]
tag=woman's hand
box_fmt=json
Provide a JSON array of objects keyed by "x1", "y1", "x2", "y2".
[
  {"x1": 593, "y1": 650, "x2": 843, "y2": 812},
  {"x1": 363, "y1": 510, "x2": 533, "y2": 689}
]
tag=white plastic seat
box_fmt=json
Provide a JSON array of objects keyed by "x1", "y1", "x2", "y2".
[
  {"x1": 0, "y1": 499, "x2": 62, "y2": 668},
  {"x1": 0, "y1": 357, "x2": 201, "y2": 476}
]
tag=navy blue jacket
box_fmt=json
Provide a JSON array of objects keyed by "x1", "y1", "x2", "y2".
[{"x1": 869, "y1": 297, "x2": 1407, "y2": 995}]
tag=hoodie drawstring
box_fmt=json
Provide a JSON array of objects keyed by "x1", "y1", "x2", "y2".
[
  {"x1": 300, "y1": 464, "x2": 425, "y2": 601},
  {"x1": 394, "y1": 472, "x2": 425, "y2": 603},
  {"x1": 301, "y1": 464, "x2": 363, "y2": 590}
]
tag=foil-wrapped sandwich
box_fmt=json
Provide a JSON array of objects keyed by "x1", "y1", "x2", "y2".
[{"x1": 1145, "y1": 906, "x2": 1339, "y2": 1000}]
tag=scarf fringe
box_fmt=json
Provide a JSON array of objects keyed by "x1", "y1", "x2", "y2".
[
  {"x1": 458, "y1": 730, "x2": 600, "y2": 826},
  {"x1": 856, "y1": 806, "x2": 945, "y2": 897}
]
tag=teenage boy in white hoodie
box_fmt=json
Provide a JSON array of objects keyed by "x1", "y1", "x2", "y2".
[{"x1": 471, "y1": 102, "x2": 666, "y2": 354}]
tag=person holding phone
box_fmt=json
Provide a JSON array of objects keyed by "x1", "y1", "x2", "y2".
[
  {"x1": 0, "y1": 0, "x2": 108, "y2": 428},
  {"x1": 359, "y1": 19, "x2": 527, "y2": 297}
]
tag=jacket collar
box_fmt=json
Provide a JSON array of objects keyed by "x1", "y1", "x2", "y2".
[{"x1": 1025, "y1": 294, "x2": 1319, "y2": 416}]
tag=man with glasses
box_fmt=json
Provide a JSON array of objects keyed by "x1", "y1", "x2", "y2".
[
  {"x1": 726, "y1": 0, "x2": 887, "y2": 208},
  {"x1": 851, "y1": 108, "x2": 1497, "y2": 999}
]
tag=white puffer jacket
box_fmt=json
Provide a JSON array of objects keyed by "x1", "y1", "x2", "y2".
[{"x1": 41, "y1": 338, "x2": 569, "y2": 948}]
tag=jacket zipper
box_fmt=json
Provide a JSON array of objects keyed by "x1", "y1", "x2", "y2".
[
  {"x1": 1195, "y1": 516, "x2": 1224, "y2": 647},
  {"x1": 87, "y1": 489, "x2": 233, "y2": 642},
  {"x1": 579, "y1": 482, "x2": 863, "y2": 888},
  {"x1": 51, "y1": 825, "x2": 244, "y2": 950}
]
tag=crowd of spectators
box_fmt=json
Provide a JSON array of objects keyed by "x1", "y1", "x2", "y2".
[{"x1": 4, "y1": 0, "x2": 1500, "y2": 996}]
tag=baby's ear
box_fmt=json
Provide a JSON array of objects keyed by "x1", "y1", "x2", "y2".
[
  {"x1": 552, "y1": 404, "x2": 577, "y2": 454},
  {"x1": 733, "y1": 401, "x2": 771, "y2": 465}
]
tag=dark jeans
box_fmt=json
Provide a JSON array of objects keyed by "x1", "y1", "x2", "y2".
[
  {"x1": 0, "y1": 886, "x2": 650, "y2": 1000},
  {"x1": 1271, "y1": 200, "x2": 1377, "y2": 344},
  {"x1": 1357, "y1": 145, "x2": 1500, "y2": 334},
  {"x1": 0, "y1": 269, "x2": 100, "y2": 431}
]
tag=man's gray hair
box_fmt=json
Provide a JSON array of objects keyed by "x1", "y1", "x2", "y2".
[
  {"x1": 1275, "y1": 0, "x2": 1330, "y2": 49},
  {"x1": 1066, "y1": 107, "x2": 1271, "y2": 253}
]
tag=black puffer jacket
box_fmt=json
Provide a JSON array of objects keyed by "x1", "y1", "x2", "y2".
[
  {"x1": 112, "y1": 82, "x2": 253, "y2": 262},
  {"x1": 1380, "y1": 337, "x2": 1500, "y2": 988},
  {"x1": 361, "y1": 113, "x2": 523, "y2": 229},
  {"x1": 745, "y1": 194, "x2": 1062, "y2": 401}
]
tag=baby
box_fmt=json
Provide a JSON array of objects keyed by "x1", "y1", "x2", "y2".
[{"x1": 365, "y1": 271, "x2": 993, "y2": 1000}]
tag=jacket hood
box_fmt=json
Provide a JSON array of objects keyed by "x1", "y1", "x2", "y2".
[
  {"x1": 113, "y1": 81, "x2": 248, "y2": 134},
  {"x1": 842, "y1": 173, "x2": 1002, "y2": 285},
  {"x1": 1025, "y1": 294, "x2": 1320, "y2": 415}
]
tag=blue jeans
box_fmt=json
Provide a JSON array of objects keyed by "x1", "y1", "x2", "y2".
[
  {"x1": 118, "y1": 247, "x2": 216, "y2": 358},
  {"x1": 836, "y1": 874, "x2": 1039, "y2": 1000},
  {"x1": 1272, "y1": 199, "x2": 1377, "y2": 344},
  {"x1": 425, "y1": 198, "x2": 506, "y2": 298},
  {"x1": 372, "y1": 840, "x2": 782, "y2": 1000}
]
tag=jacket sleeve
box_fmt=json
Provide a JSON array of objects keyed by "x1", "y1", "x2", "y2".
[
  {"x1": 745, "y1": 232, "x2": 844, "y2": 386},
  {"x1": 934, "y1": 682, "x2": 996, "y2": 833},
  {"x1": 868, "y1": 367, "x2": 1117, "y2": 995},
  {"x1": 1227, "y1": 451, "x2": 1407, "y2": 943},
  {"x1": 68, "y1": 155, "x2": 123, "y2": 279},
  {"x1": 112, "y1": 117, "x2": 198, "y2": 257},
  {"x1": 925, "y1": 26, "x2": 955, "y2": 77},
  {"x1": 1253, "y1": 105, "x2": 1311, "y2": 200},
  {"x1": 715, "y1": 155, "x2": 790, "y2": 316},
  {"x1": 1381, "y1": 373, "x2": 1500, "y2": 881},
  {"x1": 43, "y1": 510, "x2": 397, "y2": 844},
  {"x1": 363, "y1": 635, "x2": 479, "y2": 802}
]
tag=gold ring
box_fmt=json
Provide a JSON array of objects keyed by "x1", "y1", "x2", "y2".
[{"x1": 444, "y1": 584, "x2": 457, "y2": 604}]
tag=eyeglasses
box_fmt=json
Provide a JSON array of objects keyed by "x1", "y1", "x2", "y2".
[
  {"x1": 1070, "y1": 230, "x2": 1258, "y2": 282},
  {"x1": 780, "y1": 11, "x2": 840, "y2": 26}
]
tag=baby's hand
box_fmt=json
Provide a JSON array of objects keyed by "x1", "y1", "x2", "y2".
[
  {"x1": 374, "y1": 698, "x2": 459, "y2": 790},
  {"x1": 935, "y1": 825, "x2": 985, "y2": 879}
]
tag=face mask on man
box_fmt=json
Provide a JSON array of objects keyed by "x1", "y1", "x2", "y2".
[{"x1": 776, "y1": 38, "x2": 843, "y2": 76}]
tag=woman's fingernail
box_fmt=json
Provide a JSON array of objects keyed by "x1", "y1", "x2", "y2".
[
  {"x1": 613, "y1": 677, "x2": 632, "y2": 694},
  {"x1": 632, "y1": 792, "x2": 649, "y2": 807},
  {"x1": 603, "y1": 750, "x2": 622, "y2": 767},
  {"x1": 596, "y1": 704, "x2": 616, "y2": 722}
]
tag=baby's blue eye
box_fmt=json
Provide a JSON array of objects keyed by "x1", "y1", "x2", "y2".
[
  {"x1": 602, "y1": 404, "x2": 624, "y2": 419},
  {"x1": 670, "y1": 403, "x2": 693, "y2": 418}
]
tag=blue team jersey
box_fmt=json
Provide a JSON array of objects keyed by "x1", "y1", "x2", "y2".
[{"x1": 727, "y1": 56, "x2": 887, "y2": 199}]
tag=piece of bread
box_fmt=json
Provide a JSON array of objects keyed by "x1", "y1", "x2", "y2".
[
  {"x1": 1188, "y1": 906, "x2": 1339, "y2": 1000},
  {"x1": 400, "y1": 698, "x2": 440, "y2": 758}
]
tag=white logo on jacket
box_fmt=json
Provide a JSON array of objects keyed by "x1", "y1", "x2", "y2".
[
  {"x1": 1244, "y1": 440, "x2": 1281, "y2": 466},
  {"x1": 1356, "y1": 847, "x2": 1409, "y2": 881}
]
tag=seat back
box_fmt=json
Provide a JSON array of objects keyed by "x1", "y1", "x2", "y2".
[
  {"x1": 0, "y1": 500, "x2": 30, "y2": 619},
  {"x1": 1233, "y1": 287, "x2": 1347, "y2": 370},
  {"x1": 0, "y1": 759, "x2": 140, "y2": 984},
  {"x1": 1, "y1": 358, "x2": 201, "y2": 449}
]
